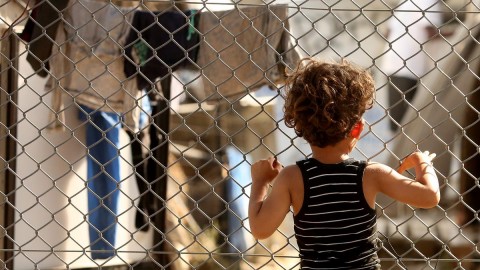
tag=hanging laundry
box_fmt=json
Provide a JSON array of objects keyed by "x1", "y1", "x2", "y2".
[
  {"x1": 45, "y1": 0, "x2": 142, "y2": 132},
  {"x1": 78, "y1": 105, "x2": 122, "y2": 260},
  {"x1": 225, "y1": 146, "x2": 252, "y2": 253},
  {"x1": 124, "y1": 9, "x2": 200, "y2": 91},
  {"x1": 122, "y1": 9, "x2": 204, "y2": 221},
  {"x1": 196, "y1": 5, "x2": 302, "y2": 103},
  {"x1": 125, "y1": 91, "x2": 153, "y2": 232},
  {"x1": 61, "y1": 0, "x2": 136, "y2": 115},
  {"x1": 122, "y1": 9, "x2": 202, "y2": 230},
  {"x1": 20, "y1": 0, "x2": 69, "y2": 77},
  {"x1": 127, "y1": 77, "x2": 171, "y2": 232},
  {"x1": 19, "y1": 0, "x2": 39, "y2": 42},
  {"x1": 42, "y1": 0, "x2": 142, "y2": 259}
]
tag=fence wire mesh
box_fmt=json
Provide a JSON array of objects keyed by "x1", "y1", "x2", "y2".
[{"x1": 1, "y1": 0, "x2": 480, "y2": 269}]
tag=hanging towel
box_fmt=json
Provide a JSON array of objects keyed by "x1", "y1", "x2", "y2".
[
  {"x1": 196, "y1": 5, "x2": 302, "y2": 103},
  {"x1": 124, "y1": 9, "x2": 200, "y2": 90}
]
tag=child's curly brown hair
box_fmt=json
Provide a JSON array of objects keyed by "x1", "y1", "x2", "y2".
[{"x1": 283, "y1": 58, "x2": 375, "y2": 148}]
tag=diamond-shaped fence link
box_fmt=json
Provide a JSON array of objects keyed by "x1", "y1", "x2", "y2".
[{"x1": 1, "y1": 0, "x2": 479, "y2": 269}]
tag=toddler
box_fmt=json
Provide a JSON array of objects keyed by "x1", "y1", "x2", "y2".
[{"x1": 248, "y1": 58, "x2": 439, "y2": 269}]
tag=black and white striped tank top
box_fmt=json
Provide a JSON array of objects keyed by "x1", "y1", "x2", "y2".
[{"x1": 294, "y1": 158, "x2": 381, "y2": 269}]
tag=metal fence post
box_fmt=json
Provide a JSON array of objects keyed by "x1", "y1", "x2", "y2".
[{"x1": 0, "y1": 28, "x2": 19, "y2": 270}]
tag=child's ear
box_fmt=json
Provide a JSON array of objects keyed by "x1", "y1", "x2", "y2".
[{"x1": 350, "y1": 121, "x2": 364, "y2": 139}]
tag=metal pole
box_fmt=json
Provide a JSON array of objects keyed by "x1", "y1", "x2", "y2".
[{"x1": 0, "y1": 28, "x2": 19, "y2": 270}]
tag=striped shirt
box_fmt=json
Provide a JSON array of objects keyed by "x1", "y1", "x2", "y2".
[{"x1": 294, "y1": 158, "x2": 381, "y2": 269}]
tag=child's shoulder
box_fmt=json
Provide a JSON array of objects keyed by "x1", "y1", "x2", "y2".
[
  {"x1": 279, "y1": 164, "x2": 302, "y2": 179},
  {"x1": 273, "y1": 164, "x2": 303, "y2": 190}
]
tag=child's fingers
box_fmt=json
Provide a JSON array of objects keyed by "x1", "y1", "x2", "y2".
[
  {"x1": 267, "y1": 156, "x2": 276, "y2": 164},
  {"x1": 264, "y1": 156, "x2": 282, "y2": 170},
  {"x1": 397, "y1": 161, "x2": 408, "y2": 174},
  {"x1": 422, "y1": 151, "x2": 436, "y2": 162},
  {"x1": 273, "y1": 157, "x2": 284, "y2": 170},
  {"x1": 397, "y1": 151, "x2": 436, "y2": 174},
  {"x1": 397, "y1": 165, "x2": 407, "y2": 174},
  {"x1": 397, "y1": 153, "x2": 416, "y2": 173}
]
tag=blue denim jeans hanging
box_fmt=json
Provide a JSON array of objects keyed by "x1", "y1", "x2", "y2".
[
  {"x1": 79, "y1": 105, "x2": 121, "y2": 259},
  {"x1": 225, "y1": 146, "x2": 251, "y2": 252}
]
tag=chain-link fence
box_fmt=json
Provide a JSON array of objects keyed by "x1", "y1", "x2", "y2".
[{"x1": 1, "y1": 0, "x2": 480, "y2": 269}]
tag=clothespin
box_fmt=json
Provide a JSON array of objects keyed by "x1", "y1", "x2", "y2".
[{"x1": 187, "y1": 10, "x2": 196, "y2": 41}]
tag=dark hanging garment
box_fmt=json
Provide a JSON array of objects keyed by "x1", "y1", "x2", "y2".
[
  {"x1": 128, "y1": 77, "x2": 171, "y2": 233},
  {"x1": 21, "y1": 0, "x2": 69, "y2": 77},
  {"x1": 19, "y1": 0, "x2": 39, "y2": 42},
  {"x1": 124, "y1": 10, "x2": 200, "y2": 90}
]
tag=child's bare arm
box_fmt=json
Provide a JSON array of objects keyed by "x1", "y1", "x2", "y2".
[
  {"x1": 397, "y1": 151, "x2": 439, "y2": 197},
  {"x1": 365, "y1": 151, "x2": 440, "y2": 208},
  {"x1": 248, "y1": 157, "x2": 292, "y2": 239}
]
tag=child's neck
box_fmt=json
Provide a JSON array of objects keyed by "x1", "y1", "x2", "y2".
[{"x1": 311, "y1": 139, "x2": 355, "y2": 164}]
